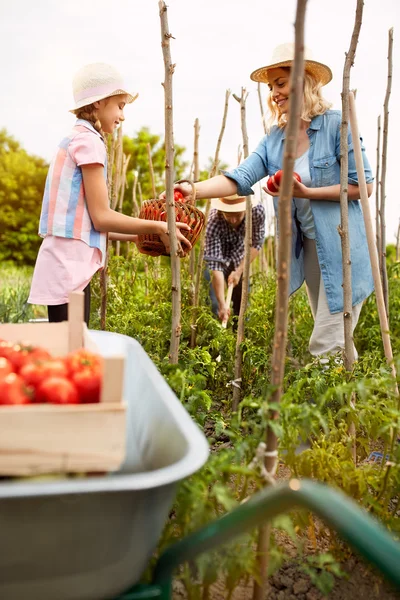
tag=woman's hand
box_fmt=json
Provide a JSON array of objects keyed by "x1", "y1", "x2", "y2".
[
  {"x1": 263, "y1": 176, "x2": 310, "y2": 199},
  {"x1": 159, "y1": 182, "x2": 194, "y2": 203},
  {"x1": 159, "y1": 222, "x2": 192, "y2": 257}
]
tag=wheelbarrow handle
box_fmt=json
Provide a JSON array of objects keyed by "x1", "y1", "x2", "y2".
[
  {"x1": 221, "y1": 283, "x2": 234, "y2": 329},
  {"x1": 152, "y1": 479, "x2": 400, "y2": 590}
]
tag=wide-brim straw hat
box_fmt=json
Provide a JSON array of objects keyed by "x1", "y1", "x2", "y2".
[
  {"x1": 250, "y1": 43, "x2": 332, "y2": 86},
  {"x1": 69, "y1": 63, "x2": 138, "y2": 113},
  {"x1": 211, "y1": 194, "x2": 258, "y2": 213}
]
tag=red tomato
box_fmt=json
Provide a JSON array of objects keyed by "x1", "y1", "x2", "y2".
[
  {"x1": 274, "y1": 170, "x2": 302, "y2": 186},
  {"x1": 71, "y1": 368, "x2": 102, "y2": 403},
  {"x1": 174, "y1": 190, "x2": 184, "y2": 202},
  {"x1": 20, "y1": 360, "x2": 68, "y2": 391},
  {"x1": 0, "y1": 373, "x2": 33, "y2": 405},
  {"x1": 0, "y1": 357, "x2": 14, "y2": 380},
  {"x1": 0, "y1": 342, "x2": 51, "y2": 373},
  {"x1": 63, "y1": 349, "x2": 102, "y2": 377},
  {"x1": 36, "y1": 377, "x2": 79, "y2": 405},
  {"x1": 267, "y1": 170, "x2": 302, "y2": 193},
  {"x1": 266, "y1": 176, "x2": 279, "y2": 194}
]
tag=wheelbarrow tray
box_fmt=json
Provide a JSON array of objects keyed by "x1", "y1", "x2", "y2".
[{"x1": 0, "y1": 330, "x2": 209, "y2": 600}]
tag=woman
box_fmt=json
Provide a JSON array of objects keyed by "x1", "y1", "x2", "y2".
[{"x1": 174, "y1": 43, "x2": 374, "y2": 359}]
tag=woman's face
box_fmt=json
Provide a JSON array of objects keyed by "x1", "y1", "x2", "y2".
[{"x1": 267, "y1": 67, "x2": 291, "y2": 115}]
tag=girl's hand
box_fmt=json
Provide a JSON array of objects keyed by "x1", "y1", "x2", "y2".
[
  {"x1": 159, "y1": 182, "x2": 194, "y2": 203},
  {"x1": 159, "y1": 222, "x2": 192, "y2": 257}
]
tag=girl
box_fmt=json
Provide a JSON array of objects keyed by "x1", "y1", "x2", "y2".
[
  {"x1": 29, "y1": 62, "x2": 190, "y2": 325},
  {"x1": 171, "y1": 44, "x2": 374, "y2": 360}
]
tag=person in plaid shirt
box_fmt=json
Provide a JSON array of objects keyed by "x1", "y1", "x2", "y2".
[{"x1": 204, "y1": 194, "x2": 266, "y2": 323}]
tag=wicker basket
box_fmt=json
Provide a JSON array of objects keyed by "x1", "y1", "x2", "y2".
[{"x1": 136, "y1": 180, "x2": 205, "y2": 257}]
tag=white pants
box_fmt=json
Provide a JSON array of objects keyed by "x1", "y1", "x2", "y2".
[{"x1": 303, "y1": 237, "x2": 363, "y2": 358}]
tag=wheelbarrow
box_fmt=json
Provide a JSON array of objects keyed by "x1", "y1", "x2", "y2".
[{"x1": 0, "y1": 332, "x2": 399, "y2": 600}]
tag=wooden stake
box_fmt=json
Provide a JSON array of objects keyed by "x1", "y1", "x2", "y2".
[
  {"x1": 257, "y1": 82, "x2": 267, "y2": 135},
  {"x1": 112, "y1": 126, "x2": 123, "y2": 210},
  {"x1": 339, "y1": 0, "x2": 363, "y2": 373},
  {"x1": 375, "y1": 116, "x2": 382, "y2": 261},
  {"x1": 221, "y1": 284, "x2": 234, "y2": 329},
  {"x1": 100, "y1": 131, "x2": 118, "y2": 330},
  {"x1": 380, "y1": 28, "x2": 393, "y2": 319},
  {"x1": 159, "y1": 0, "x2": 181, "y2": 364},
  {"x1": 396, "y1": 219, "x2": 400, "y2": 262},
  {"x1": 147, "y1": 142, "x2": 157, "y2": 199},
  {"x1": 190, "y1": 90, "x2": 231, "y2": 348},
  {"x1": 132, "y1": 171, "x2": 139, "y2": 217},
  {"x1": 189, "y1": 118, "x2": 200, "y2": 293},
  {"x1": 232, "y1": 87, "x2": 251, "y2": 412},
  {"x1": 116, "y1": 153, "x2": 130, "y2": 256},
  {"x1": 348, "y1": 91, "x2": 396, "y2": 382},
  {"x1": 253, "y1": 3, "x2": 308, "y2": 599}
]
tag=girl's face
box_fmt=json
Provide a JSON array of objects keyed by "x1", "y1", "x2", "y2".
[
  {"x1": 267, "y1": 68, "x2": 291, "y2": 115},
  {"x1": 95, "y1": 94, "x2": 128, "y2": 133}
]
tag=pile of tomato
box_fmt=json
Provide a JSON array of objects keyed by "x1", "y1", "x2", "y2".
[{"x1": 0, "y1": 341, "x2": 103, "y2": 406}]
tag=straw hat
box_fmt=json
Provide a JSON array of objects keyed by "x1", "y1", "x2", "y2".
[
  {"x1": 69, "y1": 63, "x2": 138, "y2": 113},
  {"x1": 212, "y1": 194, "x2": 258, "y2": 213},
  {"x1": 250, "y1": 43, "x2": 332, "y2": 86}
]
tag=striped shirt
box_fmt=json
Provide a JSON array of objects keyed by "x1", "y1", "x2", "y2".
[
  {"x1": 39, "y1": 119, "x2": 108, "y2": 260},
  {"x1": 204, "y1": 204, "x2": 266, "y2": 277}
]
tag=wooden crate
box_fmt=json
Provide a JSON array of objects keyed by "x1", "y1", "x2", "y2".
[{"x1": 0, "y1": 292, "x2": 126, "y2": 476}]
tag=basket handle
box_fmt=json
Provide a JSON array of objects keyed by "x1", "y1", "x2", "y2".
[{"x1": 175, "y1": 179, "x2": 196, "y2": 206}]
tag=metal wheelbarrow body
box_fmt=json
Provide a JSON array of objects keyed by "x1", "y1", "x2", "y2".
[{"x1": 0, "y1": 331, "x2": 209, "y2": 600}]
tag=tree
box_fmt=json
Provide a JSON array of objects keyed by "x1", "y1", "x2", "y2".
[
  {"x1": 121, "y1": 127, "x2": 188, "y2": 215},
  {"x1": 0, "y1": 129, "x2": 48, "y2": 264}
]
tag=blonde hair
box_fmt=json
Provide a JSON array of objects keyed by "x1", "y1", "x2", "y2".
[
  {"x1": 265, "y1": 69, "x2": 332, "y2": 131},
  {"x1": 72, "y1": 103, "x2": 104, "y2": 137}
]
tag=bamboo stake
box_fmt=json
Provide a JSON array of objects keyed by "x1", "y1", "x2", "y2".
[
  {"x1": 375, "y1": 116, "x2": 381, "y2": 261},
  {"x1": 232, "y1": 87, "x2": 251, "y2": 412},
  {"x1": 253, "y1": 3, "x2": 308, "y2": 599},
  {"x1": 190, "y1": 90, "x2": 231, "y2": 348},
  {"x1": 396, "y1": 219, "x2": 400, "y2": 262},
  {"x1": 257, "y1": 82, "x2": 267, "y2": 135},
  {"x1": 348, "y1": 92, "x2": 396, "y2": 382},
  {"x1": 380, "y1": 28, "x2": 393, "y2": 319},
  {"x1": 189, "y1": 118, "x2": 200, "y2": 293},
  {"x1": 147, "y1": 142, "x2": 157, "y2": 199},
  {"x1": 159, "y1": 0, "x2": 181, "y2": 364}
]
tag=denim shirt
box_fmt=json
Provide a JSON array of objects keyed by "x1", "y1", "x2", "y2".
[{"x1": 222, "y1": 110, "x2": 374, "y2": 313}]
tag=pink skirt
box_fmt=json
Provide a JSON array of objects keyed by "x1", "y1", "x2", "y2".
[{"x1": 28, "y1": 236, "x2": 103, "y2": 306}]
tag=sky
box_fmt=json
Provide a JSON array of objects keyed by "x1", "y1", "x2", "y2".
[{"x1": 1, "y1": 0, "x2": 399, "y2": 239}]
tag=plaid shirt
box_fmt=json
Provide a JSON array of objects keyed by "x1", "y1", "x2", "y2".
[{"x1": 205, "y1": 204, "x2": 266, "y2": 276}]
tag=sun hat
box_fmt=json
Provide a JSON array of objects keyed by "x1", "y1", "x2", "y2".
[
  {"x1": 69, "y1": 63, "x2": 138, "y2": 113},
  {"x1": 250, "y1": 43, "x2": 332, "y2": 86},
  {"x1": 211, "y1": 194, "x2": 258, "y2": 213}
]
